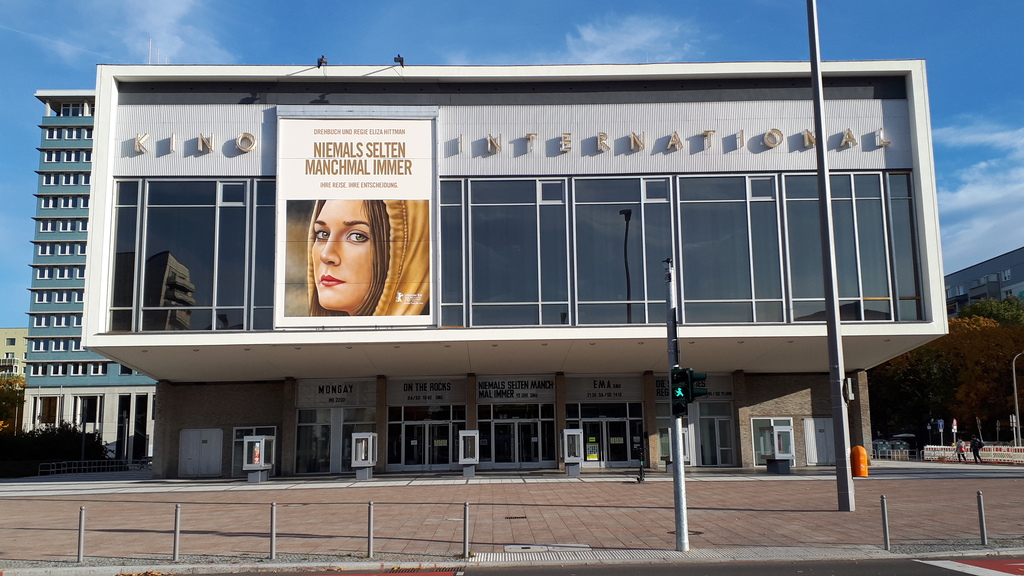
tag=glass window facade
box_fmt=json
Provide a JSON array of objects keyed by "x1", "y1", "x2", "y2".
[
  {"x1": 109, "y1": 172, "x2": 922, "y2": 332},
  {"x1": 110, "y1": 179, "x2": 276, "y2": 332}
]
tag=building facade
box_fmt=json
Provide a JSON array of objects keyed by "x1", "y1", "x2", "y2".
[
  {"x1": 945, "y1": 246, "x2": 1024, "y2": 317},
  {"x1": 79, "y1": 61, "x2": 947, "y2": 478},
  {"x1": 26, "y1": 91, "x2": 155, "y2": 458},
  {"x1": 1, "y1": 328, "x2": 28, "y2": 377}
]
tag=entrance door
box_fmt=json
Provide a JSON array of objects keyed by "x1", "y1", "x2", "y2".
[
  {"x1": 698, "y1": 416, "x2": 736, "y2": 466},
  {"x1": 398, "y1": 423, "x2": 455, "y2": 471},
  {"x1": 493, "y1": 421, "x2": 542, "y2": 468},
  {"x1": 804, "y1": 417, "x2": 835, "y2": 465},
  {"x1": 581, "y1": 420, "x2": 634, "y2": 468}
]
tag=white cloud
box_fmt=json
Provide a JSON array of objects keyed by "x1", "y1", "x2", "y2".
[
  {"x1": 5, "y1": 1, "x2": 236, "y2": 65},
  {"x1": 563, "y1": 15, "x2": 702, "y2": 64},
  {"x1": 118, "y1": 0, "x2": 235, "y2": 64},
  {"x1": 442, "y1": 14, "x2": 702, "y2": 66},
  {"x1": 934, "y1": 122, "x2": 1024, "y2": 272}
]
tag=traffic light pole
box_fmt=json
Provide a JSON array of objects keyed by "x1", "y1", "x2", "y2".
[{"x1": 665, "y1": 259, "x2": 689, "y2": 552}]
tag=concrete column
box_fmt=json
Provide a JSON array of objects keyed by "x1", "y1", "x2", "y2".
[
  {"x1": 555, "y1": 372, "x2": 566, "y2": 470},
  {"x1": 642, "y1": 371, "x2": 660, "y2": 469},
  {"x1": 280, "y1": 378, "x2": 297, "y2": 476},
  {"x1": 466, "y1": 373, "x2": 478, "y2": 429},
  {"x1": 375, "y1": 375, "x2": 387, "y2": 474},
  {"x1": 733, "y1": 371, "x2": 754, "y2": 468}
]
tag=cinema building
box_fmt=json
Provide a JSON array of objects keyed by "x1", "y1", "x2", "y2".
[{"x1": 80, "y1": 61, "x2": 945, "y2": 478}]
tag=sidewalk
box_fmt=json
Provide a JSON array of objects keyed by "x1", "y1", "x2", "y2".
[{"x1": 0, "y1": 460, "x2": 1022, "y2": 575}]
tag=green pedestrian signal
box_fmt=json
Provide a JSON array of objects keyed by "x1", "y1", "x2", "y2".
[{"x1": 670, "y1": 365, "x2": 687, "y2": 416}]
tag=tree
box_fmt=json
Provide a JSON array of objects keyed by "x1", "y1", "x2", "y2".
[
  {"x1": 959, "y1": 295, "x2": 1024, "y2": 325},
  {"x1": 868, "y1": 316, "x2": 1024, "y2": 442},
  {"x1": 0, "y1": 373, "x2": 26, "y2": 435}
]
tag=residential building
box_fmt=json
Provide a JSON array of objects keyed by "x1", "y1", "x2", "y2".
[
  {"x1": 945, "y1": 247, "x2": 1024, "y2": 317},
  {"x1": 26, "y1": 91, "x2": 155, "y2": 459},
  {"x1": 0, "y1": 327, "x2": 28, "y2": 377}
]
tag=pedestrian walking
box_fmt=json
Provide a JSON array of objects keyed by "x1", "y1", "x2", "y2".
[
  {"x1": 970, "y1": 435, "x2": 984, "y2": 463},
  {"x1": 955, "y1": 438, "x2": 968, "y2": 462}
]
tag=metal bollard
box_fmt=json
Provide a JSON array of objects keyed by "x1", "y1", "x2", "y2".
[
  {"x1": 977, "y1": 491, "x2": 988, "y2": 546},
  {"x1": 367, "y1": 501, "x2": 374, "y2": 559},
  {"x1": 463, "y1": 502, "x2": 470, "y2": 558},
  {"x1": 77, "y1": 506, "x2": 86, "y2": 562},
  {"x1": 880, "y1": 495, "x2": 890, "y2": 551},
  {"x1": 270, "y1": 502, "x2": 277, "y2": 560},
  {"x1": 173, "y1": 504, "x2": 181, "y2": 561}
]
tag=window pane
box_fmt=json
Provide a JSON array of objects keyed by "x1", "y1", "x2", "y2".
[
  {"x1": 830, "y1": 174, "x2": 852, "y2": 198},
  {"x1": 755, "y1": 301, "x2": 784, "y2": 322},
  {"x1": 148, "y1": 181, "x2": 216, "y2": 205},
  {"x1": 750, "y1": 202, "x2": 782, "y2": 299},
  {"x1": 685, "y1": 302, "x2": 753, "y2": 323},
  {"x1": 539, "y1": 204, "x2": 567, "y2": 301},
  {"x1": 785, "y1": 175, "x2": 818, "y2": 199},
  {"x1": 576, "y1": 203, "x2": 643, "y2": 301},
  {"x1": 252, "y1": 206, "x2": 275, "y2": 306},
  {"x1": 577, "y1": 303, "x2": 643, "y2": 325},
  {"x1": 111, "y1": 207, "x2": 137, "y2": 308},
  {"x1": 440, "y1": 180, "x2": 462, "y2": 204},
  {"x1": 471, "y1": 205, "x2": 538, "y2": 303},
  {"x1": 854, "y1": 174, "x2": 882, "y2": 198},
  {"x1": 217, "y1": 206, "x2": 247, "y2": 306},
  {"x1": 857, "y1": 199, "x2": 890, "y2": 298},
  {"x1": 144, "y1": 207, "x2": 215, "y2": 307},
  {"x1": 471, "y1": 180, "x2": 534, "y2": 204},
  {"x1": 575, "y1": 179, "x2": 640, "y2": 203},
  {"x1": 681, "y1": 202, "x2": 750, "y2": 300},
  {"x1": 680, "y1": 177, "x2": 745, "y2": 201},
  {"x1": 644, "y1": 202, "x2": 672, "y2": 300},
  {"x1": 541, "y1": 304, "x2": 569, "y2": 325},
  {"x1": 787, "y1": 200, "x2": 823, "y2": 298},
  {"x1": 441, "y1": 205, "x2": 464, "y2": 303},
  {"x1": 832, "y1": 200, "x2": 859, "y2": 298},
  {"x1": 472, "y1": 305, "x2": 538, "y2": 326}
]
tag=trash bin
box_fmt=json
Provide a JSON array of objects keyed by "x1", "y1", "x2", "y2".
[{"x1": 851, "y1": 445, "x2": 868, "y2": 477}]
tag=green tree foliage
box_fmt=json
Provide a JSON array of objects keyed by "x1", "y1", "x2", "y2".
[
  {"x1": 959, "y1": 295, "x2": 1024, "y2": 325},
  {"x1": 869, "y1": 315, "x2": 1024, "y2": 442},
  {"x1": 0, "y1": 373, "x2": 26, "y2": 434}
]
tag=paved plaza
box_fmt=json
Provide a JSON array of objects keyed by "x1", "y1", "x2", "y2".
[{"x1": 0, "y1": 460, "x2": 1021, "y2": 574}]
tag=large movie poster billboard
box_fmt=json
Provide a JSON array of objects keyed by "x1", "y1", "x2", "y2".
[{"x1": 275, "y1": 118, "x2": 433, "y2": 328}]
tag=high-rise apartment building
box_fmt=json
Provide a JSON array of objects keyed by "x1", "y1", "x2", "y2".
[{"x1": 25, "y1": 91, "x2": 155, "y2": 460}]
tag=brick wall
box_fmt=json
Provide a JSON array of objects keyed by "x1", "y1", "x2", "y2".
[{"x1": 153, "y1": 380, "x2": 286, "y2": 479}]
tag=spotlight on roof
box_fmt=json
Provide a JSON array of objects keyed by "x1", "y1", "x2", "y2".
[
  {"x1": 394, "y1": 54, "x2": 404, "y2": 67},
  {"x1": 317, "y1": 55, "x2": 328, "y2": 68}
]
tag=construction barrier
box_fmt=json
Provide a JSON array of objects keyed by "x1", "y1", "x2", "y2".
[{"x1": 922, "y1": 445, "x2": 1024, "y2": 464}]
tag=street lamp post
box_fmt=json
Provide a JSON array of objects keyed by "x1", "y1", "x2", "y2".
[{"x1": 1013, "y1": 352, "x2": 1023, "y2": 447}]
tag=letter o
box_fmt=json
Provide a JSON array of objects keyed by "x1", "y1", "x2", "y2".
[
  {"x1": 763, "y1": 129, "x2": 784, "y2": 149},
  {"x1": 236, "y1": 132, "x2": 257, "y2": 153}
]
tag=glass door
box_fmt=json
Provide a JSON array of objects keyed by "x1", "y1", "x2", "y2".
[
  {"x1": 607, "y1": 421, "x2": 629, "y2": 463},
  {"x1": 429, "y1": 423, "x2": 451, "y2": 467},
  {"x1": 582, "y1": 421, "x2": 603, "y2": 464},
  {"x1": 494, "y1": 422, "x2": 515, "y2": 464},
  {"x1": 517, "y1": 421, "x2": 540, "y2": 464},
  {"x1": 404, "y1": 423, "x2": 425, "y2": 466}
]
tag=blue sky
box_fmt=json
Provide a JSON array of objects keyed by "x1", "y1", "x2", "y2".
[{"x1": 1, "y1": 0, "x2": 1022, "y2": 327}]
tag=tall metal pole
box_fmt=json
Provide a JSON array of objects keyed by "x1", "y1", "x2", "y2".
[
  {"x1": 665, "y1": 259, "x2": 689, "y2": 552},
  {"x1": 806, "y1": 0, "x2": 855, "y2": 512},
  {"x1": 1013, "y1": 352, "x2": 1022, "y2": 447}
]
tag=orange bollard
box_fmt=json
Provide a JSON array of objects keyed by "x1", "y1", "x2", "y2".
[{"x1": 851, "y1": 445, "x2": 868, "y2": 477}]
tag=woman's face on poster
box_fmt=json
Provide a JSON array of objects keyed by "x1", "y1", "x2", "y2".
[{"x1": 312, "y1": 199, "x2": 376, "y2": 314}]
